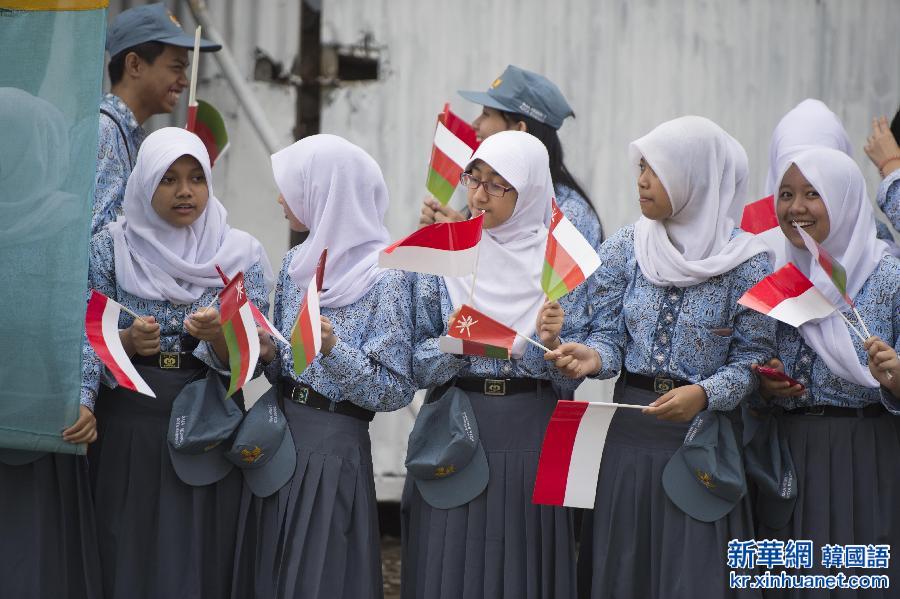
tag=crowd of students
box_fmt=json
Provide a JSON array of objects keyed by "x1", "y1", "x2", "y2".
[{"x1": 2, "y1": 3, "x2": 900, "y2": 599}]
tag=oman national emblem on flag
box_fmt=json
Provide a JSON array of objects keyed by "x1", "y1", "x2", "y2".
[
  {"x1": 438, "y1": 304, "x2": 517, "y2": 359},
  {"x1": 219, "y1": 272, "x2": 260, "y2": 396}
]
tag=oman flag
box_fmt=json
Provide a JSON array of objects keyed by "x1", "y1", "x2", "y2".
[
  {"x1": 216, "y1": 265, "x2": 287, "y2": 346},
  {"x1": 738, "y1": 263, "x2": 835, "y2": 327},
  {"x1": 84, "y1": 290, "x2": 155, "y2": 398},
  {"x1": 219, "y1": 272, "x2": 260, "y2": 397},
  {"x1": 187, "y1": 99, "x2": 229, "y2": 167},
  {"x1": 291, "y1": 249, "x2": 327, "y2": 376},
  {"x1": 793, "y1": 224, "x2": 853, "y2": 306},
  {"x1": 542, "y1": 199, "x2": 602, "y2": 301},
  {"x1": 379, "y1": 213, "x2": 483, "y2": 277},
  {"x1": 533, "y1": 401, "x2": 642, "y2": 508},
  {"x1": 425, "y1": 104, "x2": 479, "y2": 205},
  {"x1": 438, "y1": 304, "x2": 516, "y2": 359}
]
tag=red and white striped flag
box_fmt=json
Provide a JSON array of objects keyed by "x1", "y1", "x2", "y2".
[
  {"x1": 84, "y1": 290, "x2": 155, "y2": 398},
  {"x1": 219, "y1": 272, "x2": 260, "y2": 397},
  {"x1": 737, "y1": 263, "x2": 835, "y2": 327},
  {"x1": 533, "y1": 401, "x2": 641, "y2": 508},
  {"x1": 541, "y1": 199, "x2": 602, "y2": 301},
  {"x1": 740, "y1": 195, "x2": 785, "y2": 249},
  {"x1": 379, "y1": 213, "x2": 483, "y2": 277},
  {"x1": 425, "y1": 104, "x2": 479, "y2": 205}
]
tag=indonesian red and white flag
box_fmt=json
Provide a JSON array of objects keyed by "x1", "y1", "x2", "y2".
[
  {"x1": 219, "y1": 272, "x2": 260, "y2": 397},
  {"x1": 85, "y1": 290, "x2": 156, "y2": 398},
  {"x1": 438, "y1": 303, "x2": 516, "y2": 360},
  {"x1": 533, "y1": 401, "x2": 642, "y2": 508},
  {"x1": 737, "y1": 262, "x2": 835, "y2": 327},
  {"x1": 379, "y1": 213, "x2": 483, "y2": 277},
  {"x1": 541, "y1": 199, "x2": 602, "y2": 301},
  {"x1": 740, "y1": 195, "x2": 785, "y2": 249}
]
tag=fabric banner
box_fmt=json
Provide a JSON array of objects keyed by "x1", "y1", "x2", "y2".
[{"x1": 0, "y1": 4, "x2": 108, "y2": 453}]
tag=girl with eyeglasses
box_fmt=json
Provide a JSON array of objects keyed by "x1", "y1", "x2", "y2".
[{"x1": 403, "y1": 130, "x2": 596, "y2": 599}]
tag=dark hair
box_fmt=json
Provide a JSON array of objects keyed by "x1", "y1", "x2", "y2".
[
  {"x1": 891, "y1": 105, "x2": 900, "y2": 146},
  {"x1": 108, "y1": 41, "x2": 166, "y2": 85},
  {"x1": 499, "y1": 111, "x2": 596, "y2": 216}
]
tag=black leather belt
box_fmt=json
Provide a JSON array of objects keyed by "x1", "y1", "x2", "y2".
[
  {"x1": 279, "y1": 377, "x2": 375, "y2": 422},
  {"x1": 454, "y1": 376, "x2": 545, "y2": 397},
  {"x1": 132, "y1": 352, "x2": 206, "y2": 370},
  {"x1": 785, "y1": 403, "x2": 886, "y2": 418},
  {"x1": 622, "y1": 371, "x2": 692, "y2": 394}
]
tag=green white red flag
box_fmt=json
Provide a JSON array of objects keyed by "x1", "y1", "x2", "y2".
[
  {"x1": 793, "y1": 224, "x2": 853, "y2": 306},
  {"x1": 187, "y1": 99, "x2": 229, "y2": 166},
  {"x1": 379, "y1": 213, "x2": 483, "y2": 277},
  {"x1": 541, "y1": 199, "x2": 602, "y2": 301},
  {"x1": 438, "y1": 304, "x2": 516, "y2": 359},
  {"x1": 291, "y1": 249, "x2": 327, "y2": 375},
  {"x1": 737, "y1": 263, "x2": 835, "y2": 327},
  {"x1": 85, "y1": 290, "x2": 156, "y2": 398},
  {"x1": 425, "y1": 103, "x2": 479, "y2": 205},
  {"x1": 219, "y1": 272, "x2": 260, "y2": 396}
]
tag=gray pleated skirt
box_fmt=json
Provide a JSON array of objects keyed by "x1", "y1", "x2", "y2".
[
  {"x1": 0, "y1": 453, "x2": 102, "y2": 599},
  {"x1": 231, "y1": 395, "x2": 382, "y2": 599},
  {"x1": 401, "y1": 382, "x2": 576, "y2": 599},
  {"x1": 89, "y1": 364, "x2": 244, "y2": 599},
  {"x1": 757, "y1": 408, "x2": 900, "y2": 599},
  {"x1": 577, "y1": 382, "x2": 761, "y2": 599}
]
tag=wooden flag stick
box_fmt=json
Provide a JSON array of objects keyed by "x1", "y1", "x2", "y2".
[
  {"x1": 851, "y1": 306, "x2": 873, "y2": 339},
  {"x1": 119, "y1": 304, "x2": 148, "y2": 324},
  {"x1": 202, "y1": 292, "x2": 219, "y2": 313},
  {"x1": 837, "y1": 310, "x2": 867, "y2": 343},
  {"x1": 188, "y1": 26, "x2": 201, "y2": 108},
  {"x1": 516, "y1": 331, "x2": 551, "y2": 354},
  {"x1": 467, "y1": 213, "x2": 484, "y2": 306}
]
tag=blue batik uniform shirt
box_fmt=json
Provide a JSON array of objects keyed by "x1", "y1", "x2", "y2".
[{"x1": 93, "y1": 93, "x2": 146, "y2": 235}]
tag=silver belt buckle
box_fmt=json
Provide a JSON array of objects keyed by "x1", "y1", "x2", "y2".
[
  {"x1": 805, "y1": 405, "x2": 825, "y2": 416},
  {"x1": 653, "y1": 376, "x2": 674, "y2": 394},
  {"x1": 159, "y1": 352, "x2": 180, "y2": 369},
  {"x1": 291, "y1": 386, "x2": 309, "y2": 404},
  {"x1": 484, "y1": 379, "x2": 506, "y2": 396}
]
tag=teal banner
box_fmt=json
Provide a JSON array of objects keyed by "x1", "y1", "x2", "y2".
[{"x1": 0, "y1": 7, "x2": 107, "y2": 453}]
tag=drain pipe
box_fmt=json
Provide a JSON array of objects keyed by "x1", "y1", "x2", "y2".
[{"x1": 185, "y1": 0, "x2": 281, "y2": 155}]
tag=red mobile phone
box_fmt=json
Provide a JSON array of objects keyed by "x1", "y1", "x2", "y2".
[{"x1": 757, "y1": 366, "x2": 804, "y2": 390}]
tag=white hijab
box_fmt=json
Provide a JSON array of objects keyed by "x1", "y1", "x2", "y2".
[
  {"x1": 108, "y1": 127, "x2": 273, "y2": 304},
  {"x1": 776, "y1": 148, "x2": 889, "y2": 388},
  {"x1": 631, "y1": 116, "x2": 768, "y2": 288},
  {"x1": 271, "y1": 134, "x2": 390, "y2": 308},
  {"x1": 444, "y1": 130, "x2": 553, "y2": 358},
  {"x1": 764, "y1": 99, "x2": 853, "y2": 196}
]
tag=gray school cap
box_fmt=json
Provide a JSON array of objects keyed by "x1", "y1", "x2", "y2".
[
  {"x1": 167, "y1": 371, "x2": 243, "y2": 486},
  {"x1": 405, "y1": 386, "x2": 489, "y2": 510},
  {"x1": 662, "y1": 410, "x2": 747, "y2": 522},
  {"x1": 106, "y1": 2, "x2": 221, "y2": 59},
  {"x1": 458, "y1": 64, "x2": 575, "y2": 130},
  {"x1": 224, "y1": 386, "x2": 296, "y2": 498},
  {"x1": 741, "y1": 405, "x2": 797, "y2": 530}
]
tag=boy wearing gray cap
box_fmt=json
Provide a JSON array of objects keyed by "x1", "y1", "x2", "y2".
[{"x1": 93, "y1": 2, "x2": 219, "y2": 235}]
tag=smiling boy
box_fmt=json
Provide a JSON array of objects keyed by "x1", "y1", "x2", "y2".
[{"x1": 93, "y1": 2, "x2": 220, "y2": 235}]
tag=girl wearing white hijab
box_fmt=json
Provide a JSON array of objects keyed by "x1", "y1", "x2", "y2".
[
  {"x1": 231, "y1": 135, "x2": 416, "y2": 599},
  {"x1": 549, "y1": 116, "x2": 776, "y2": 598},
  {"x1": 761, "y1": 99, "x2": 896, "y2": 259},
  {"x1": 755, "y1": 147, "x2": 900, "y2": 598},
  {"x1": 81, "y1": 127, "x2": 273, "y2": 599},
  {"x1": 402, "y1": 131, "x2": 596, "y2": 599}
]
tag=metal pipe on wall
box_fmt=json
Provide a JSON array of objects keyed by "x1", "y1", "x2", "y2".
[{"x1": 185, "y1": 0, "x2": 281, "y2": 155}]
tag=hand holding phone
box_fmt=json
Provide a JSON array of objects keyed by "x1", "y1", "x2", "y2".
[{"x1": 756, "y1": 365, "x2": 805, "y2": 391}]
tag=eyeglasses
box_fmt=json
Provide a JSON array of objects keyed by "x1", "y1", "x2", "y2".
[{"x1": 459, "y1": 172, "x2": 513, "y2": 198}]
